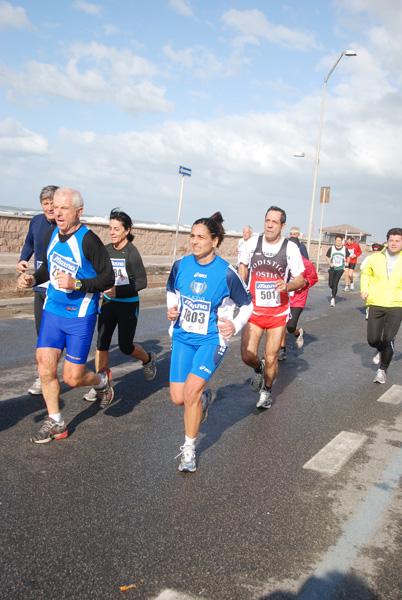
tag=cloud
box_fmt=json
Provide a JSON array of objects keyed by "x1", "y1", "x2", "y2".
[
  {"x1": 0, "y1": 42, "x2": 173, "y2": 114},
  {"x1": 221, "y1": 8, "x2": 318, "y2": 51},
  {"x1": 168, "y1": 0, "x2": 194, "y2": 18},
  {"x1": 0, "y1": 118, "x2": 49, "y2": 155},
  {"x1": 164, "y1": 42, "x2": 223, "y2": 78},
  {"x1": 0, "y1": 0, "x2": 30, "y2": 30},
  {"x1": 103, "y1": 24, "x2": 120, "y2": 36},
  {"x1": 73, "y1": 1, "x2": 102, "y2": 17}
]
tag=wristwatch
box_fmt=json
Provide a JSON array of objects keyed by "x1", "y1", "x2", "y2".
[
  {"x1": 75, "y1": 279, "x2": 83, "y2": 291},
  {"x1": 304, "y1": 278, "x2": 309, "y2": 288}
]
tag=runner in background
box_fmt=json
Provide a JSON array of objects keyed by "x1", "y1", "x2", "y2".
[
  {"x1": 344, "y1": 235, "x2": 362, "y2": 291},
  {"x1": 16, "y1": 185, "x2": 58, "y2": 395},
  {"x1": 326, "y1": 235, "x2": 350, "y2": 307},
  {"x1": 83, "y1": 209, "x2": 156, "y2": 403},
  {"x1": 278, "y1": 236, "x2": 318, "y2": 360}
]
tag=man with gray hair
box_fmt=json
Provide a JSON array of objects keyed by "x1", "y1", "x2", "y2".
[
  {"x1": 18, "y1": 187, "x2": 115, "y2": 443},
  {"x1": 236, "y1": 225, "x2": 253, "y2": 269},
  {"x1": 16, "y1": 185, "x2": 58, "y2": 395}
]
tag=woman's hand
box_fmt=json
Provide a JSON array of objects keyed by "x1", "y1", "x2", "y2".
[
  {"x1": 167, "y1": 304, "x2": 180, "y2": 321},
  {"x1": 217, "y1": 318, "x2": 235, "y2": 340}
]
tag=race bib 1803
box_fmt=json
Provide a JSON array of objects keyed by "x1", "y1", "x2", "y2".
[
  {"x1": 179, "y1": 295, "x2": 211, "y2": 335},
  {"x1": 255, "y1": 281, "x2": 280, "y2": 307}
]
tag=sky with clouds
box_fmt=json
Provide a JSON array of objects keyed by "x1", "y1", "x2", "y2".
[{"x1": 0, "y1": 0, "x2": 401, "y2": 241}]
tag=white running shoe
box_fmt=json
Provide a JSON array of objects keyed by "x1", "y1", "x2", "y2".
[
  {"x1": 372, "y1": 352, "x2": 381, "y2": 365},
  {"x1": 83, "y1": 387, "x2": 97, "y2": 402},
  {"x1": 343, "y1": 286, "x2": 349, "y2": 292},
  {"x1": 350, "y1": 282, "x2": 355, "y2": 290},
  {"x1": 28, "y1": 376, "x2": 42, "y2": 395},
  {"x1": 330, "y1": 298, "x2": 335, "y2": 307},
  {"x1": 295, "y1": 328, "x2": 304, "y2": 349},
  {"x1": 256, "y1": 388, "x2": 272, "y2": 409},
  {"x1": 374, "y1": 369, "x2": 386, "y2": 384},
  {"x1": 177, "y1": 445, "x2": 196, "y2": 472}
]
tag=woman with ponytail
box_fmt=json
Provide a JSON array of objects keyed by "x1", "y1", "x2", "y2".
[
  {"x1": 83, "y1": 208, "x2": 157, "y2": 405},
  {"x1": 167, "y1": 212, "x2": 253, "y2": 472}
]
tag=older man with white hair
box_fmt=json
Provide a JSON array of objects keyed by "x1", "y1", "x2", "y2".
[{"x1": 18, "y1": 187, "x2": 115, "y2": 443}]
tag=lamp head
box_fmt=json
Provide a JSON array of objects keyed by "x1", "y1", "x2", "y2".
[{"x1": 344, "y1": 50, "x2": 357, "y2": 57}]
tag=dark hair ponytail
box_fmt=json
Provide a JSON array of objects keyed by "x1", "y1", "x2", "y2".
[
  {"x1": 109, "y1": 208, "x2": 134, "y2": 242},
  {"x1": 193, "y1": 211, "x2": 225, "y2": 248}
]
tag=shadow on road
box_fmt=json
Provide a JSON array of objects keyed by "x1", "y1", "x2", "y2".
[{"x1": 259, "y1": 569, "x2": 380, "y2": 599}]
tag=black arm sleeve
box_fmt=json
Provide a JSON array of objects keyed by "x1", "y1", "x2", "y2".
[
  {"x1": 81, "y1": 231, "x2": 115, "y2": 293},
  {"x1": 114, "y1": 244, "x2": 147, "y2": 299}
]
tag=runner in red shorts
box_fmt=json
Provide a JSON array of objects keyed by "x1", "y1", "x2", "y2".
[{"x1": 239, "y1": 206, "x2": 305, "y2": 409}]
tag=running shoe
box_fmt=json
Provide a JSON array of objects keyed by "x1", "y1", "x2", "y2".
[
  {"x1": 256, "y1": 388, "x2": 272, "y2": 409},
  {"x1": 176, "y1": 445, "x2": 196, "y2": 472},
  {"x1": 143, "y1": 351, "x2": 157, "y2": 381},
  {"x1": 278, "y1": 348, "x2": 287, "y2": 361},
  {"x1": 83, "y1": 387, "x2": 97, "y2": 402},
  {"x1": 250, "y1": 358, "x2": 265, "y2": 393},
  {"x1": 372, "y1": 352, "x2": 381, "y2": 365},
  {"x1": 96, "y1": 368, "x2": 114, "y2": 408},
  {"x1": 30, "y1": 417, "x2": 68, "y2": 444},
  {"x1": 350, "y1": 282, "x2": 355, "y2": 290},
  {"x1": 28, "y1": 376, "x2": 42, "y2": 395},
  {"x1": 343, "y1": 286, "x2": 349, "y2": 292},
  {"x1": 295, "y1": 328, "x2": 304, "y2": 349},
  {"x1": 330, "y1": 298, "x2": 335, "y2": 307},
  {"x1": 374, "y1": 369, "x2": 386, "y2": 384},
  {"x1": 201, "y1": 389, "x2": 215, "y2": 425}
]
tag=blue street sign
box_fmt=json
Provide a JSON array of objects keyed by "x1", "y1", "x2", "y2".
[{"x1": 179, "y1": 166, "x2": 192, "y2": 177}]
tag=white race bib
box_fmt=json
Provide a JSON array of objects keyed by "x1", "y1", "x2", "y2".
[
  {"x1": 333, "y1": 254, "x2": 344, "y2": 267},
  {"x1": 111, "y1": 258, "x2": 129, "y2": 286},
  {"x1": 179, "y1": 295, "x2": 211, "y2": 335},
  {"x1": 49, "y1": 251, "x2": 78, "y2": 293},
  {"x1": 255, "y1": 281, "x2": 280, "y2": 307}
]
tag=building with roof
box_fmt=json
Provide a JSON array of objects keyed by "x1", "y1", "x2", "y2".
[{"x1": 320, "y1": 224, "x2": 372, "y2": 245}]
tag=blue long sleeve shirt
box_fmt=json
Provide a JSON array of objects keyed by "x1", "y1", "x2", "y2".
[{"x1": 19, "y1": 213, "x2": 56, "y2": 292}]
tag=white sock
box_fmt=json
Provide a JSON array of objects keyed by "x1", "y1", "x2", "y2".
[
  {"x1": 49, "y1": 412, "x2": 62, "y2": 425},
  {"x1": 94, "y1": 372, "x2": 106, "y2": 389},
  {"x1": 184, "y1": 435, "x2": 196, "y2": 448}
]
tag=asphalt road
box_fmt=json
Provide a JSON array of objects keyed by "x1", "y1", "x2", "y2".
[{"x1": 0, "y1": 283, "x2": 401, "y2": 600}]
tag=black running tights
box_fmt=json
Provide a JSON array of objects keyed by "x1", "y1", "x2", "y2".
[{"x1": 367, "y1": 305, "x2": 402, "y2": 370}]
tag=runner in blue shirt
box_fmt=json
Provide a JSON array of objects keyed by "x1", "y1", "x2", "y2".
[
  {"x1": 16, "y1": 185, "x2": 58, "y2": 395},
  {"x1": 167, "y1": 212, "x2": 253, "y2": 472}
]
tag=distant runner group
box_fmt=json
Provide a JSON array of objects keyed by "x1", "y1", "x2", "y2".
[{"x1": 16, "y1": 186, "x2": 402, "y2": 471}]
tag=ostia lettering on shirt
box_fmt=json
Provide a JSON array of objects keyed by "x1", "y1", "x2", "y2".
[{"x1": 251, "y1": 257, "x2": 286, "y2": 278}]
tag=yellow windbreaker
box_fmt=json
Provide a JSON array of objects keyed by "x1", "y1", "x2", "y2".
[{"x1": 360, "y1": 249, "x2": 402, "y2": 307}]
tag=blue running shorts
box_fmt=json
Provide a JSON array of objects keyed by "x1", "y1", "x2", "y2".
[
  {"x1": 37, "y1": 310, "x2": 97, "y2": 365},
  {"x1": 170, "y1": 339, "x2": 227, "y2": 383}
]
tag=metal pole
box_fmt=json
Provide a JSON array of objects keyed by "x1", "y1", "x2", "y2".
[
  {"x1": 306, "y1": 79, "x2": 326, "y2": 256},
  {"x1": 316, "y1": 188, "x2": 327, "y2": 271},
  {"x1": 173, "y1": 174, "x2": 185, "y2": 260},
  {"x1": 306, "y1": 51, "x2": 354, "y2": 255}
]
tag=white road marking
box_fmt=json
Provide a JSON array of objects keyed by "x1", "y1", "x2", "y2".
[
  {"x1": 298, "y1": 444, "x2": 402, "y2": 600},
  {"x1": 377, "y1": 384, "x2": 402, "y2": 405},
  {"x1": 303, "y1": 431, "x2": 367, "y2": 474}
]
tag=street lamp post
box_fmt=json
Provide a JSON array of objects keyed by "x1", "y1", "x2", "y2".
[{"x1": 297, "y1": 50, "x2": 356, "y2": 255}]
